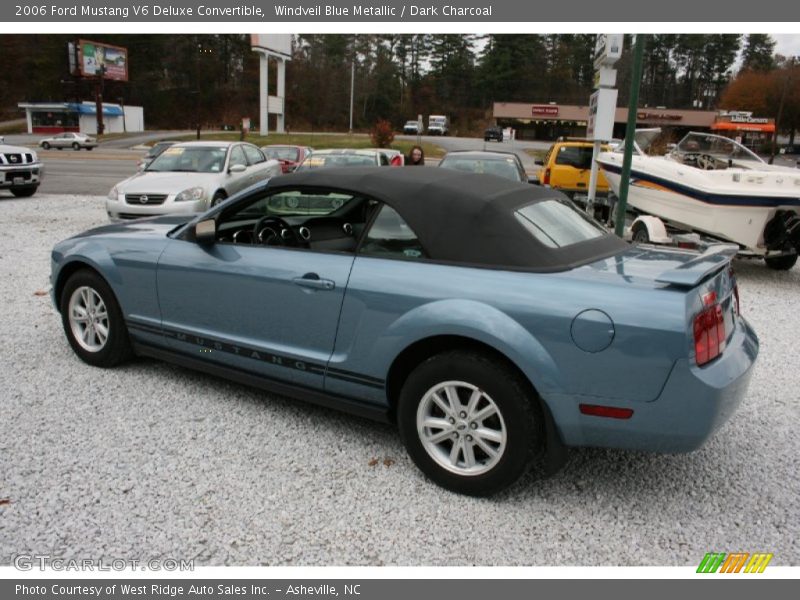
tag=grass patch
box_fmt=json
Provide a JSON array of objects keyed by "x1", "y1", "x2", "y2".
[
  {"x1": 0, "y1": 120, "x2": 27, "y2": 135},
  {"x1": 161, "y1": 131, "x2": 445, "y2": 158}
]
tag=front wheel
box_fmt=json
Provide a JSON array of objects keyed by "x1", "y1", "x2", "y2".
[
  {"x1": 11, "y1": 185, "x2": 38, "y2": 197},
  {"x1": 764, "y1": 253, "x2": 798, "y2": 270},
  {"x1": 60, "y1": 269, "x2": 133, "y2": 368},
  {"x1": 41, "y1": 142, "x2": 51, "y2": 150},
  {"x1": 211, "y1": 191, "x2": 227, "y2": 207},
  {"x1": 397, "y1": 351, "x2": 543, "y2": 496},
  {"x1": 72, "y1": 142, "x2": 80, "y2": 151}
]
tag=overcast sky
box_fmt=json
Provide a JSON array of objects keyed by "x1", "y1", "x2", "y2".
[{"x1": 773, "y1": 34, "x2": 800, "y2": 59}]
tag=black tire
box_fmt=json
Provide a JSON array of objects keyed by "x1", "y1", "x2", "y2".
[
  {"x1": 72, "y1": 142, "x2": 80, "y2": 150},
  {"x1": 10, "y1": 185, "x2": 38, "y2": 198},
  {"x1": 632, "y1": 222, "x2": 650, "y2": 243},
  {"x1": 397, "y1": 350, "x2": 543, "y2": 496},
  {"x1": 41, "y1": 142, "x2": 50, "y2": 150},
  {"x1": 211, "y1": 191, "x2": 227, "y2": 207},
  {"x1": 764, "y1": 253, "x2": 798, "y2": 270},
  {"x1": 60, "y1": 269, "x2": 133, "y2": 368}
]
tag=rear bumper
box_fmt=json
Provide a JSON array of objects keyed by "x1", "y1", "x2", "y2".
[{"x1": 551, "y1": 316, "x2": 759, "y2": 453}]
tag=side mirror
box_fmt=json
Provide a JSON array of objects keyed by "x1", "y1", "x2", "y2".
[
  {"x1": 533, "y1": 158, "x2": 544, "y2": 166},
  {"x1": 229, "y1": 163, "x2": 246, "y2": 174},
  {"x1": 195, "y1": 219, "x2": 216, "y2": 245}
]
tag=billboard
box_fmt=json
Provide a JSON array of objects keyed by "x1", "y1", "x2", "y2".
[
  {"x1": 250, "y1": 34, "x2": 292, "y2": 58},
  {"x1": 77, "y1": 40, "x2": 128, "y2": 81}
]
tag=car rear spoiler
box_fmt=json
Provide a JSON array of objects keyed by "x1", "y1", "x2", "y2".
[{"x1": 655, "y1": 244, "x2": 738, "y2": 288}]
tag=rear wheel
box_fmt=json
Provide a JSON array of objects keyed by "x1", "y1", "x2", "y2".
[
  {"x1": 60, "y1": 269, "x2": 133, "y2": 368},
  {"x1": 72, "y1": 142, "x2": 80, "y2": 150},
  {"x1": 10, "y1": 185, "x2": 38, "y2": 198},
  {"x1": 764, "y1": 253, "x2": 798, "y2": 270},
  {"x1": 632, "y1": 222, "x2": 650, "y2": 243},
  {"x1": 397, "y1": 350, "x2": 543, "y2": 496}
]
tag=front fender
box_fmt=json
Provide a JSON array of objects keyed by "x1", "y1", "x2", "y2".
[{"x1": 51, "y1": 236, "x2": 166, "y2": 326}]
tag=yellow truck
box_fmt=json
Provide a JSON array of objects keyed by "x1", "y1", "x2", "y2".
[{"x1": 535, "y1": 138, "x2": 616, "y2": 221}]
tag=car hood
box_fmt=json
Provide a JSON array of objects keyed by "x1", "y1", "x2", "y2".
[
  {"x1": 72, "y1": 215, "x2": 196, "y2": 240},
  {"x1": 116, "y1": 171, "x2": 222, "y2": 193},
  {"x1": 0, "y1": 143, "x2": 33, "y2": 153}
]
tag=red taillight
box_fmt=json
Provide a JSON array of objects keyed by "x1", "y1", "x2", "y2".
[
  {"x1": 579, "y1": 404, "x2": 634, "y2": 419},
  {"x1": 694, "y1": 292, "x2": 726, "y2": 366},
  {"x1": 542, "y1": 167, "x2": 551, "y2": 185}
]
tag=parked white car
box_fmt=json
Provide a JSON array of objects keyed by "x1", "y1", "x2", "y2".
[
  {"x1": 39, "y1": 132, "x2": 97, "y2": 151},
  {"x1": 1, "y1": 140, "x2": 43, "y2": 197},
  {"x1": 106, "y1": 141, "x2": 281, "y2": 221}
]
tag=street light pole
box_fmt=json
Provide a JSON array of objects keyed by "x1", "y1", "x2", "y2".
[{"x1": 770, "y1": 56, "x2": 796, "y2": 164}]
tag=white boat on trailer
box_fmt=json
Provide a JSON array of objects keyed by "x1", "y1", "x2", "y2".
[{"x1": 597, "y1": 131, "x2": 800, "y2": 270}]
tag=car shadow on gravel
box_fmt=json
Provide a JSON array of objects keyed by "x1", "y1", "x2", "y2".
[{"x1": 120, "y1": 356, "x2": 749, "y2": 505}]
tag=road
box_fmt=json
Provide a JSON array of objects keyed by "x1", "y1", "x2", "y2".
[{"x1": 38, "y1": 151, "x2": 141, "y2": 195}]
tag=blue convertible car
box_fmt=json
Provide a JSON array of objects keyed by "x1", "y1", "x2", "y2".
[{"x1": 51, "y1": 168, "x2": 759, "y2": 495}]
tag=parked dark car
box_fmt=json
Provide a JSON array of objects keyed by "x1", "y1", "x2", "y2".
[
  {"x1": 438, "y1": 150, "x2": 530, "y2": 183},
  {"x1": 484, "y1": 126, "x2": 504, "y2": 142},
  {"x1": 51, "y1": 168, "x2": 758, "y2": 496}
]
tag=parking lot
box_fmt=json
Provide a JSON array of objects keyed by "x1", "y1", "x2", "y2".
[{"x1": 0, "y1": 191, "x2": 798, "y2": 566}]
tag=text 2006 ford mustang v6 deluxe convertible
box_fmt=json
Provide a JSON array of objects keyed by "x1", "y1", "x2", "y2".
[{"x1": 51, "y1": 168, "x2": 758, "y2": 496}]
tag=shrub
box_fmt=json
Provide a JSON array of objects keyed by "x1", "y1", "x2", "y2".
[{"x1": 370, "y1": 119, "x2": 395, "y2": 148}]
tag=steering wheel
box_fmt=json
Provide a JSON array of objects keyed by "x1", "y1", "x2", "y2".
[
  {"x1": 253, "y1": 216, "x2": 303, "y2": 247},
  {"x1": 696, "y1": 154, "x2": 717, "y2": 170}
]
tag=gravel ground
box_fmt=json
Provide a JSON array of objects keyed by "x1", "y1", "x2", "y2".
[{"x1": 1, "y1": 193, "x2": 798, "y2": 566}]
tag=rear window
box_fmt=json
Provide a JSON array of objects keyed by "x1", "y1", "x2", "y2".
[
  {"x1": 555, "y1": 145, "x2": 593, "y2": 169},
  {"x1": 515, "y1": 199, "x2": 606, "y2": 248}
]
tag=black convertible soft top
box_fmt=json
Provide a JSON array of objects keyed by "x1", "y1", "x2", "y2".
[{"x1": 267, "y1": 167, "x2": 628, "y2": 271}]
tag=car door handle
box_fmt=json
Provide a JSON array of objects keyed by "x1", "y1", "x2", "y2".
[{"x1": 292, "y1": 273, "x2": 335, "y2": 291}]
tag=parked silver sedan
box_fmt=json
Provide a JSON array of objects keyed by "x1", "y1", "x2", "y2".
[
  {"x1": 39, "y1": 132, "x2": 97, "y2": 151},
  {"x1": 106, "y1": 141, "x2": 281, "y2": 221}
]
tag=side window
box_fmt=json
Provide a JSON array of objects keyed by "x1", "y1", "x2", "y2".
[
  {"x1": 229, "y1": 145, "x2": 247, "y2": 168},
  {"x1": 244, "y1": 145, "x2": 265, "y2": 165},
  {"x1": 360, "y1": 205, "x2": 427, "y2": 260},
  {"x1": 379, "y1": 153, "x2": 389, "y2": 166}
]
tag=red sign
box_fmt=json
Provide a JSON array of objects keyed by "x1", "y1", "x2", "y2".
[{"x1": 532, "y1": 105, "x2": 559, "y2": 116}]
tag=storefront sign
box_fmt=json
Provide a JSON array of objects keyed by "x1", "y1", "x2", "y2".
[
  {"x1": 532, "y1": 105, "x2": 559, "y2": 116},
  {"x1": 637, "y1": 112, "x2": 682, "y2": 121}
]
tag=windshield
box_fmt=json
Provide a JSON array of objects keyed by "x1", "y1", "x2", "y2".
[
  {"x1": 296, "y1": 152, "x2": 377, "y2": 170},
  {"x1": 673, "y1": 132, "x2": 765, "y2": 164},
  {"x1": 263, "y1": 147, "x2": 300, "y2": 161},
  {"x1": 146, "y1": 146, "x2": 228, "y2": 173},
  {"x1": 439, "y1": 156, "x2": 522, "y2": 181}
]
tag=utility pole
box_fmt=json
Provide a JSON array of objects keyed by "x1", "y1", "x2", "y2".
[
  {"x1": 94, "y1": 65, "x2": 106, "y2": 136},
  {"x1": 349, "y1": 58, "x2": 355, "y2": 135},
  {"x1": 615, "y1": 34, "x2": 647, "y2": 238}
]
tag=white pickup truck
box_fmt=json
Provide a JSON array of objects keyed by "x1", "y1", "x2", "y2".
[{"x1": 0, "y1": 138, "x2": 43, "y2": 197}]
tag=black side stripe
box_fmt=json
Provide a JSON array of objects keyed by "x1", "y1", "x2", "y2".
[{"x1": 125, "y1": 320, "x2": 385, "y2": 389}]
